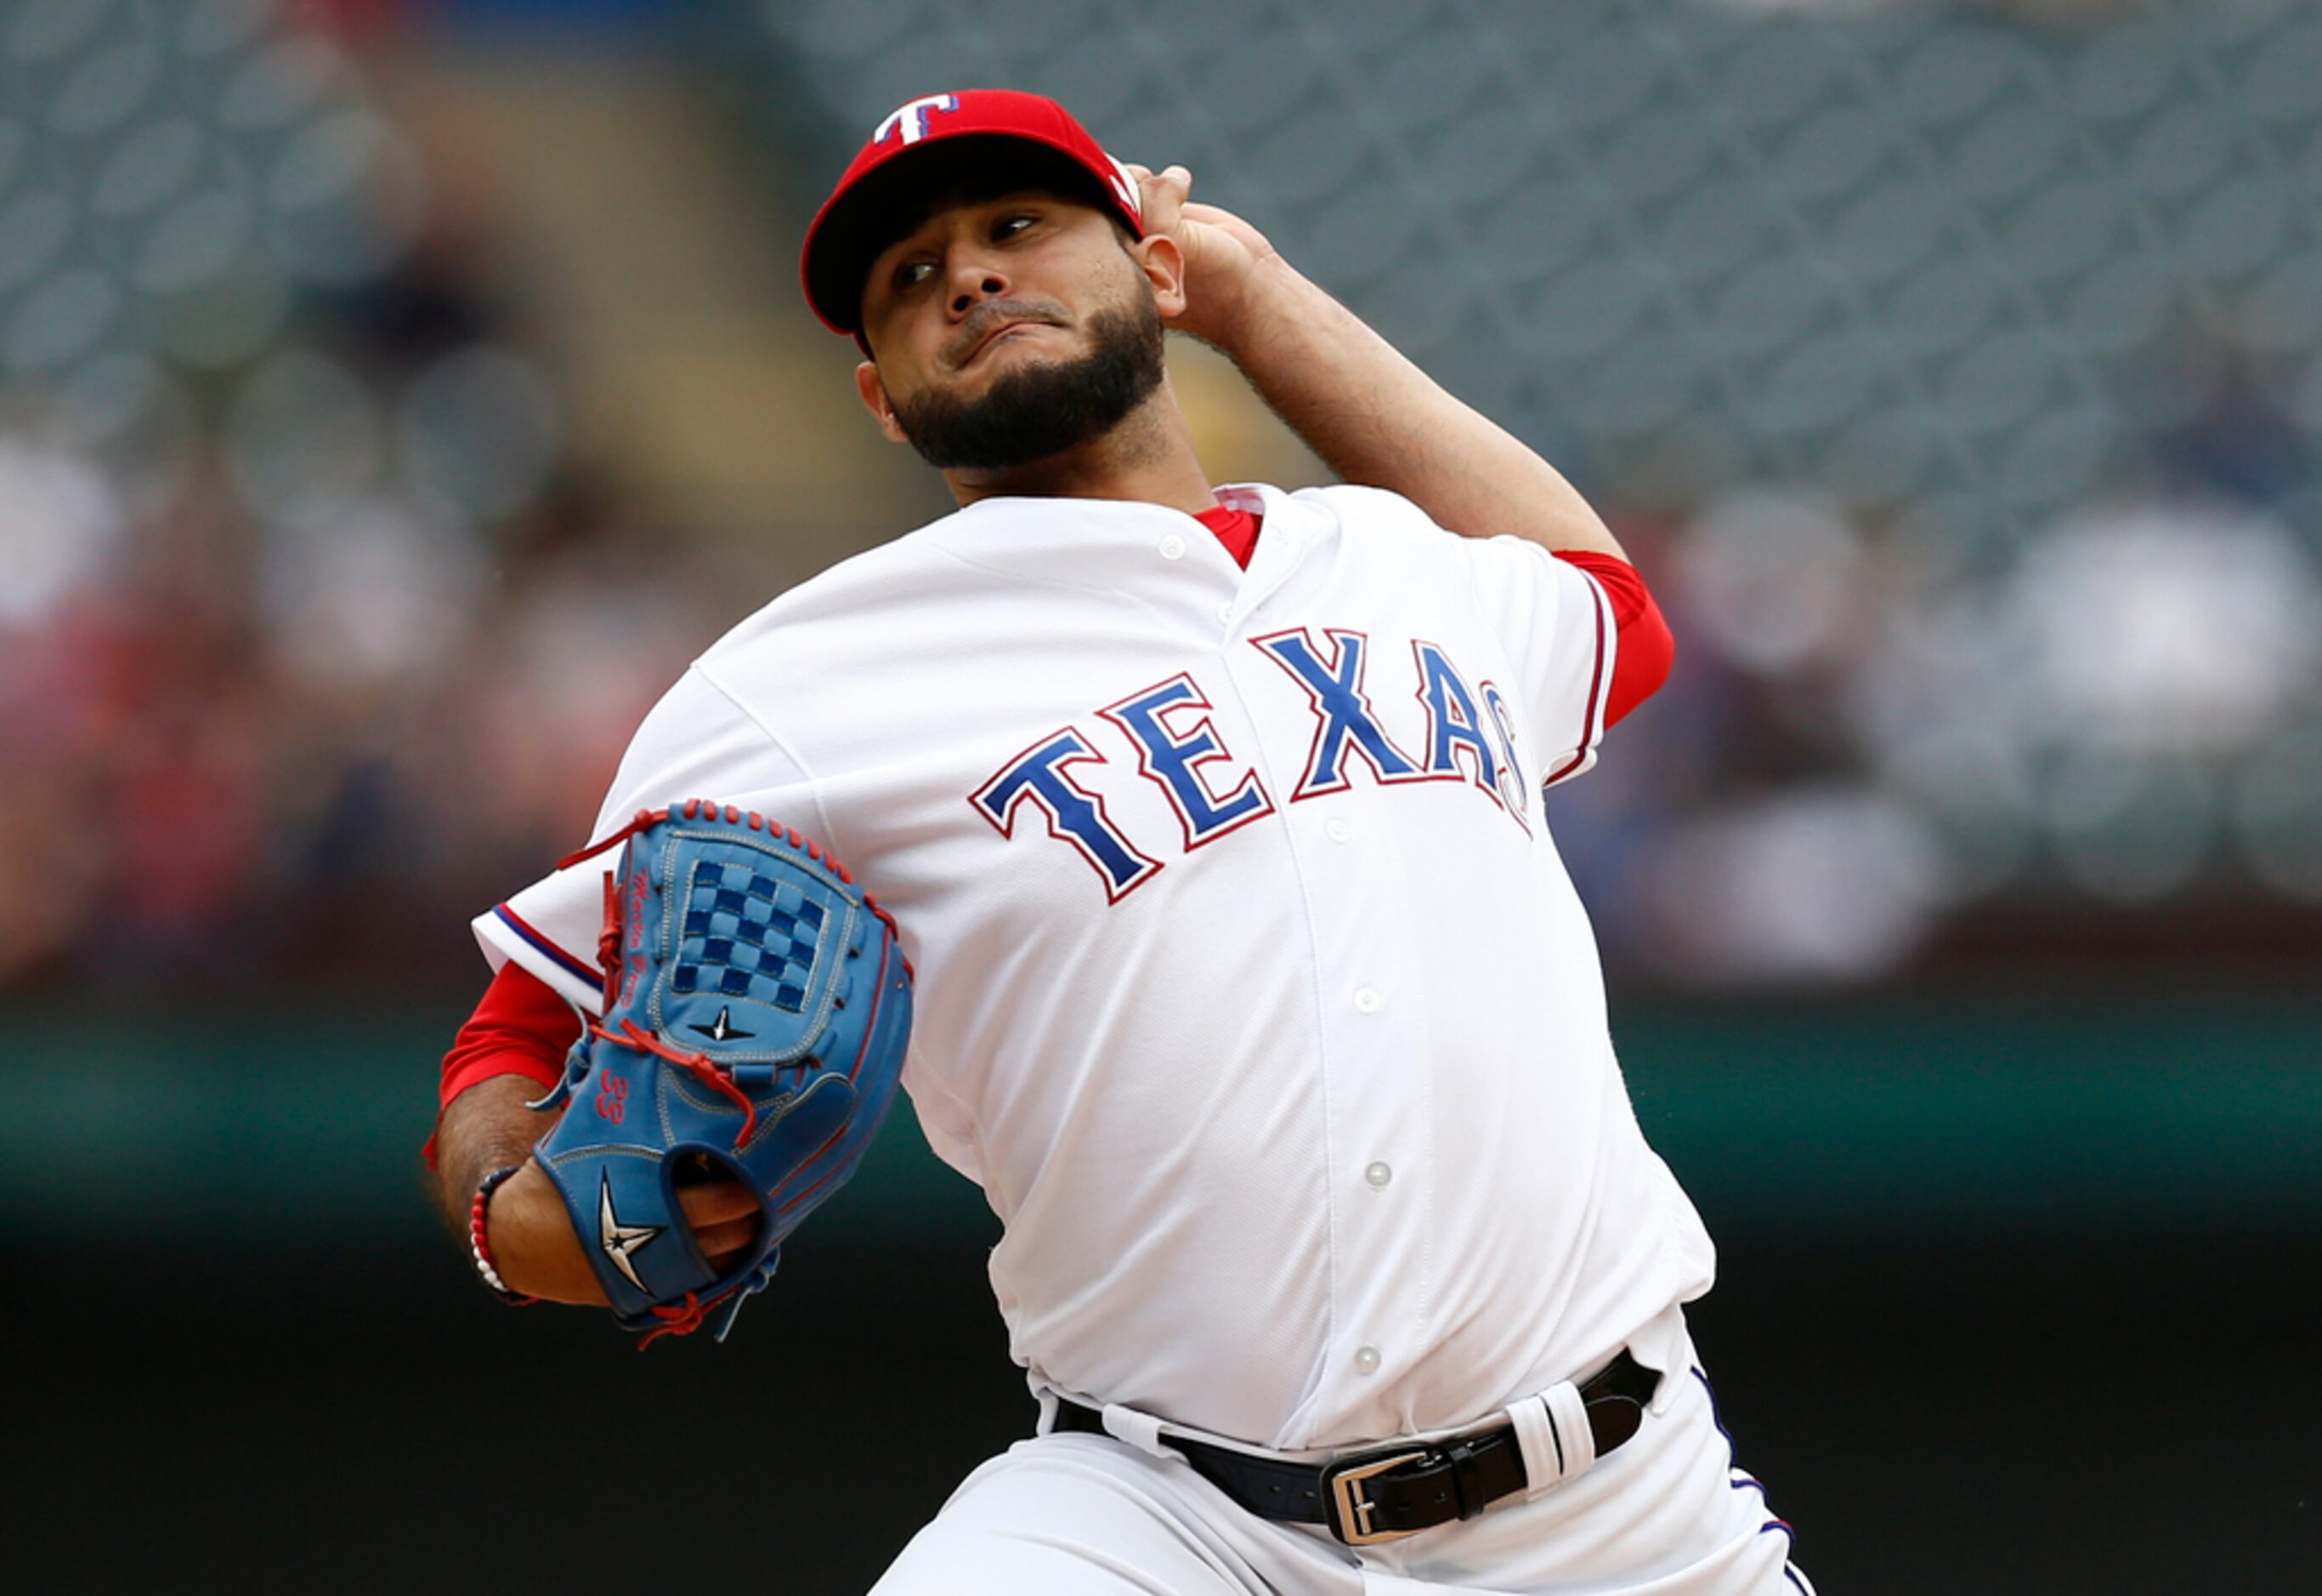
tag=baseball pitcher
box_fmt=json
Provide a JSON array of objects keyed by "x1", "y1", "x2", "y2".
[{"x1": 427, "y1": 90, "x2": 1811, "y2": 1593}]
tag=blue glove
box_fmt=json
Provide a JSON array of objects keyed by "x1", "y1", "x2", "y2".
[{"x1": 530, "y1": 800, "x2": 913, "y2": 1344}]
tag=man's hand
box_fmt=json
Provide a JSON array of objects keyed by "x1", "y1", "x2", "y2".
[
  {"x1": 485, "y1": 1159, "x2": 606, "y2": 1305},
  {"x1": 1128, "y1": 162, "x2": 1283, "y2": 352},
  {"x1": 438, "y1": 1074, "x2": 765, "y2": 1306},
  {"x1": 1124, "y1": 160, "x2": 1626, "y2": 561},
  {"x1": 487, "y1": 1157, "x2": 764, "y2": 1305}
]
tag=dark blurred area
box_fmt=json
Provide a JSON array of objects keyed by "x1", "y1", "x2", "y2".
[
  {"x1": 3, "y1": 1, "x2": 2316, "y2": 1590},
  {"x1": 14, "y1": 1228, "x2": 2319, "y2": 1593}
]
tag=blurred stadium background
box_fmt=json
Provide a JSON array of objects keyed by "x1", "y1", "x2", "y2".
[{"x1": 4, "y1": 0, "x2": 2316, "y2": 1589}]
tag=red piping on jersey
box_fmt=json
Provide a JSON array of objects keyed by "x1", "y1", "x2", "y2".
[
  {"x1": 1553, "y1": 550, "x2": 1673, "y2": 728},
  {"x1": 1541, "y1": 574, "x2": 1610, "y2": 789},
  {"x1": 490, "y1": 903, "x2": 602, "y2": 991}
]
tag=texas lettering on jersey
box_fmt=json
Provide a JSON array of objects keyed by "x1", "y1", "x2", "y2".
[{"x1": 971, "y1": 627, "x2": 1529, "y2": 902}]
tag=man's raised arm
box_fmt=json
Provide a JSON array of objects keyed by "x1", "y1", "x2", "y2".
[{"x1": 1134, "y1": 164, "x2": 1628, "y2": 563}]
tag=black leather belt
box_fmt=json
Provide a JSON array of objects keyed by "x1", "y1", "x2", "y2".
[{"x1": 1053, "y1": 1349, "x2": 1659, "y2": 1546}]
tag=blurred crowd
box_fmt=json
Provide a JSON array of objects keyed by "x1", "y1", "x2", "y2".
[
  {"x1": 5, "y1": 0, "x2": 2321, "y2": 999},
  {"x1": 1564, "y1": 325, "x2": 2322, "y2": 985},
  {"x1": 0, "y1": 244, "x2": 721, "y2": 994},
  {"x1": 8, "y1": 297, "x2": 2315, "y2": 998}
]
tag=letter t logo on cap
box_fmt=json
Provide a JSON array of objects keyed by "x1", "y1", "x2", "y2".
[{"x1": 875, "y1": 93, "x2": 960, "y2": 147}]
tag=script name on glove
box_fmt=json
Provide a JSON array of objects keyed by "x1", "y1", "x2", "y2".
[{"x1": 530, "y1": 799, "x2": 913, "y2": 1346}]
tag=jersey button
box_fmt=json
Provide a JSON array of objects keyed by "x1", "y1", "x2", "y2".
[
  {"x1": 1353, "y1": 987, "x2": 1381, "y2": 1015},
  {"x1": 1364, "y1": 1161, "x2": 1392, "y2": 1189},
  {"x1": 1353, "y1": 1345, "x2": 1382, "y2": 1375},
  {"x1": 1158, "y1": 532, "x2": 1186, "y2": 560},
  {"x1": 1216, "y1": 600, "x2": 1234, "y2": 625},
  {"x1": 1326, "y1": 818, "x2": 1351, "y2": 843}
]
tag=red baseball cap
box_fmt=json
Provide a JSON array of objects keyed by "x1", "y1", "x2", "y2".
[{"x1": 800, "y1": 89, "x2": 1146, "y2": 337}]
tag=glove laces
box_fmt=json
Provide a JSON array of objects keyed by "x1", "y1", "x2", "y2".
[
  {"x1": 637, "y1": 1291, "x2": 711, "y2": 1350},
  {"x1": 590, "y1": 1016, "x2": 761, "y2": 1147}
]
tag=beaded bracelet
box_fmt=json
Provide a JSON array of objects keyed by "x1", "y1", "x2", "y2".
[{"x1": 470, "y1": 1164, "x2": 538, "y2": 1306}]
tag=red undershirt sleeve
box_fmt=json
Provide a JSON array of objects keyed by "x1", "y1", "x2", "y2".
[
  {"x1": 1551, "y1": 550, "x2": 1675, "y2": 728},
  {"x1": 422, "y1": 960, "x2": 584, "y2": 1169}
]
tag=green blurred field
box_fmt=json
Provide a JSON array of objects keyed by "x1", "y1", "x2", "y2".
[{"x1": 7, "y1": 995, "x2": 2315, "y2": 1243}]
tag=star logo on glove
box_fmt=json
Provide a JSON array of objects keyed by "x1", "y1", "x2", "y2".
[
  {"x1": 597, "y1": 1172, "x2": 662, "y2": 1293},
  {"x1": 690, "y1": 1005, "x2": 754, "y2": 1043}
]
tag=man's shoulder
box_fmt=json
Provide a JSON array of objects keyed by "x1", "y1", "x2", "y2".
[
  {"x1": 699, "y1": 511, "x2": 977, "y2": 663},
  {"x1": 1260, "y1": 484, "x2": 1493, "y2": 580},
  {"x1": 1271, "y1": 481, "x2": 1444, "y2": 538},
  {"x1": 1278, "y1": 480, "x2": 1412, "y2": 513}
]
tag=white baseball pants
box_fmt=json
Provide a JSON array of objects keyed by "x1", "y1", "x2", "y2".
[{"x1": 874, "y1": 1327, "x2": 1812, "y2": 1594}]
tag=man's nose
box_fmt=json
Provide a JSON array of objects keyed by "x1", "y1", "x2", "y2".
[{"x1": 947, "y1": 252, "x2": 1008, "y2": 315}]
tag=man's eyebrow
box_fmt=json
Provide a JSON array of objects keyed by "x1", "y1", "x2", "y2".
[{"x1": 871, "y1": 190, "x2": 1061, "y2": 270}]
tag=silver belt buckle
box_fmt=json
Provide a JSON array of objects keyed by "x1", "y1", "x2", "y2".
[{"x1": 1322, "y1": 1447, "x2": 1431, "y2": 1546}]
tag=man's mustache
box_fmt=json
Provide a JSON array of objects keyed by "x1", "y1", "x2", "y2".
[{"x1": 947, "y1": 302, "x2": 1067, "y2": 369}]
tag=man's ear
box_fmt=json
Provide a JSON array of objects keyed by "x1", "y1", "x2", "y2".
[
  {"x1": 855, "y1": 361, "x2": 911, "y2": 444},
  {"x1": 1133, "y1": 233, "x2": 1188, "y2": 321}
]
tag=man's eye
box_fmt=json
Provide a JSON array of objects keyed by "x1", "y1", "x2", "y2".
[
  {"x1": 994, "y1": 214, "x2": 1035, "y2": 239},
  {"x1": 894, "y1": 260, "x2": 936, "y2": 290}
]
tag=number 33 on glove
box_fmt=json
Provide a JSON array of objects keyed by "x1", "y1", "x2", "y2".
[{"x1": 530, "y1": 800, "x2": 913, "y2": 1345}]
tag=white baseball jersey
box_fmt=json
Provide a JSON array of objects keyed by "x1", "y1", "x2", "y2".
[{"x1": 477, "y1": 481, "x2": 1716, "y2": 1452}]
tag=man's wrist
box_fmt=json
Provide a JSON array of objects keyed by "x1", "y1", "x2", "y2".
[
  {"x1": 470, "y1": 1164, "x2": 537, "y2": 1305},
  {"x1": 484, "y1": 1161, "x2": 552, "y2": 1298},
  {"x1": 1198, "y1": 254, "x2": 1311, "y2": 365},
  {"x1": 486, "y1": 1160, "x2": 605, "y2": 1305}
]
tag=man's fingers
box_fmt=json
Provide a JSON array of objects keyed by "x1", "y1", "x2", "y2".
[
  {"x1": 1130, "y1": 161, "x2": 1192, "y2": 235},
  {"x1": 677, "y1": 1179, "x2": 759, "y2": 1227},
  {"x1": 670, "y1": 1155, "x2": 762, "y2": 1265},
  {"x1": 691, "y1": 1214, "x2": 762, "y2": 1260},
  {"x1": 1178, "y1": 201, "x2": 1277, "y2": 267}
]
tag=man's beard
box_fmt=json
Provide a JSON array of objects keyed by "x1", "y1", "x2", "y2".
[{"x1": 888, "y1": 299, "x2": 1166, "y2": 473}]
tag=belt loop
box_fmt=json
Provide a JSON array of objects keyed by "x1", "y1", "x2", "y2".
[
  {"x1": 1508, "y1": 1380, "x2": 1598, "y2": 1498},
  {"x1": 1100, "y1": 1401, "x2": 1175, "y2": 1462},
  {"x1": 1443, "y1": 1437, "x2": 1490, "y2": 1521},
  {"x1": 1629, "y1": 1302, "x2": 1692, "y2": 1418}
]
